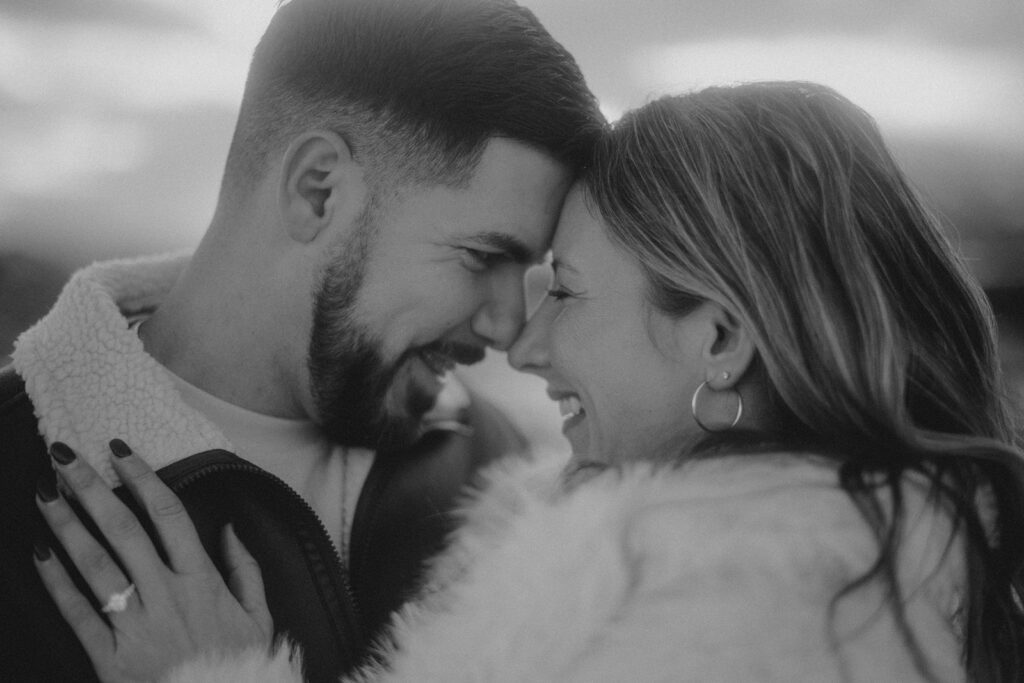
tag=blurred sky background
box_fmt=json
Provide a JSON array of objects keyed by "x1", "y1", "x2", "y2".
[{"x1": 2, "y1": 0, "x2": 1024, "y2": 449}]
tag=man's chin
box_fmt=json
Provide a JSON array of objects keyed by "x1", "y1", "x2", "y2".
[{"x1": 315, "y1": 353, "x2": 444, "y2": 451}]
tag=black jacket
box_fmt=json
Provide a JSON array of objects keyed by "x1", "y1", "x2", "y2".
[{"x1": 0, "y1": 365, "x2": 525, "y2": 682}]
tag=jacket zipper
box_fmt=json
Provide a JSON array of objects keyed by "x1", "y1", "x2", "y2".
[{"x1": 160, "y1": 452, "x2": 365, "y2": 657}]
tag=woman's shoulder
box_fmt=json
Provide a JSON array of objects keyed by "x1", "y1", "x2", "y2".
[
  {"x1": 451, "y1": 449, "x2": 956, "y2": 573},
  {"x1": 470, "y1": 449, "x2": 965, "y2": 648},
  {"x1": 434, "y1": 451, "x2": 893, "y2": 616},
  {"x1": 616, "y1": 453, "x2": 856, "y2": 539},
  {"x1": 560, "y1": 453, "x2": 874, "y2": 579},
  {"x1": 586, "y1": 452, "x2": 960, "y2": 580},
  {"x1": 379, "y1": 451, "x2": 965, "y2": 681}
]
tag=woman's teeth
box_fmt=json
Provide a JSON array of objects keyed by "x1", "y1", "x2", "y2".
[{"x1": 558, "y1": 396, "x2": 583, "y2": 418}]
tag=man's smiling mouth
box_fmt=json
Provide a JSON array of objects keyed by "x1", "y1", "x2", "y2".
[
  {"x1": 414, "y1": 341, "x2": 486, "y2": 378},
  {"x1": 419, "y1": 349, "x2": 457, "y2": 376}
]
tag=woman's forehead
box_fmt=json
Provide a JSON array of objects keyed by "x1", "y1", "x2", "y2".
[{"x1": 551, "y1": 188, "x2": 600, "y2": 257}]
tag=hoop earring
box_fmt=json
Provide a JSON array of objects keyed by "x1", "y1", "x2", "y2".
[{"x1": 690, "y1": 380, "x2": 743, "y2": 433}]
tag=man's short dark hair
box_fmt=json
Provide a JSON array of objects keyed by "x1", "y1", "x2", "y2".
[{"x1": 221, "y1": 0, "x2": 604, "y2": 198}]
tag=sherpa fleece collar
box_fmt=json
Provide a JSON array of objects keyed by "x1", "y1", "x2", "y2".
[{"x1": 11, "y1": 252, "x2": 233, "y2": 486}]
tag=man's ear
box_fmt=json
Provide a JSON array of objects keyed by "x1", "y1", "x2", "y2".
[
  {"x1": 700, "y1": 303, "x2": 756, "y2": 390},
  {"x1": 279, "y1": 130, "x2": 365, "y2": 243}
]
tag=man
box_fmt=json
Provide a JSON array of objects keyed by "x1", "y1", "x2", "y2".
[{"x1": 0, "y1": 0, "x2": 603, "y2": 680}]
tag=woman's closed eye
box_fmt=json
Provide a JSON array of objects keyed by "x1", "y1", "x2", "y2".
[{"x1": 546, "y1": 286, "x2": 581, "y2": 301}]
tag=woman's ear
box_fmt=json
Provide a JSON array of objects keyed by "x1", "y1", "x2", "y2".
[
  {"x1": 700, "y1": 303, "x2": 756, "y2": 390},
  {"x1": 278, "y1": 130, "x2": 365, "y2": 244}
]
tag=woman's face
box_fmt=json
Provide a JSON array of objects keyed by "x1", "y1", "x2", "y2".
[{"x1": 509, "y1": 187, "x2": 709, "y2": 464}]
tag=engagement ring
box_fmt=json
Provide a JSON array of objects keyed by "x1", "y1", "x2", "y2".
[{"x1": 100, "y1": 583, "x2": 136, "y2": 614}]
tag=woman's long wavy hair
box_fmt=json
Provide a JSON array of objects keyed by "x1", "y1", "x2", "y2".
[{"x1": 581, "y1": 81, "x2": 1024, "y2": 681}]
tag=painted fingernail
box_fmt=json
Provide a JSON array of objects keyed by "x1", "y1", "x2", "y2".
[
  {"x1": 49, "y1": 442, "x2": 76, "y2": 465},
  {"x1": 33, "y1": 540, "x2": 51, "y2": 561},
  {"x1": 109, "y1": 439, "x2": 132, "y2": 458},
  {"x1": 36, "y1": 475, "x2": 59, "y2": 503}
]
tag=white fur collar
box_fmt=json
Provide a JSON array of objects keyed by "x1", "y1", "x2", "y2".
[{"x1": 11, "y1": 252, "x2": 233, "y2": 485}]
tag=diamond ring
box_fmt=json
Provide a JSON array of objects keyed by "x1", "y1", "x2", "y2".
[{"x1": 100, "y1": 583, "x2": 136, "y2": 614}]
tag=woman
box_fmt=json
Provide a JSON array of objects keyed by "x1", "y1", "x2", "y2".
[{"x1": 34, "y1": 82, "x2": 1024, "y2": 681}]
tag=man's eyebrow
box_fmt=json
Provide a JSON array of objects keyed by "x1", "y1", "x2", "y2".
[{"x1": 468, "y1": 231, "x2": 538, "y2": 264}]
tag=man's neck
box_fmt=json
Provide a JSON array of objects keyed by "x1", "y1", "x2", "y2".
[{"x1": 138, "y1": 260, "x2": 305, "y2": 421}]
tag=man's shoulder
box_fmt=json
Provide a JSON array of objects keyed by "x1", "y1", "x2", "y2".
[
  {"x1": 0, "y1": 364, "x2": 47, "y2": 490},
  {"x1": 0, "y1": 367, "x2": 91, "y2": 680},
  {"x1": 0, "y1": 362, "x2": 27, "y2": 409},
  {"x1": 0, "y1": 364, "x2": 49, "y2": 522},
  {"x1": 0, "y1": 364, "x2": 42, "y2": 443}
]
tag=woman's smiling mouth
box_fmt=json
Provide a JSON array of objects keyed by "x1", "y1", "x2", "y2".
[{"x1": 558, "y1": 395, "x2": 583, "y2": 419}]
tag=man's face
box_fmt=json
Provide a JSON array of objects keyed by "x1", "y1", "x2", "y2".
[{"x1": 308, "y1": 138, "x2": 571, "y2": 449}]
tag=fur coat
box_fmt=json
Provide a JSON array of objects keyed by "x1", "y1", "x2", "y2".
[{"x1": 166, "y1": 451, "x2": 966, "y2": 682}]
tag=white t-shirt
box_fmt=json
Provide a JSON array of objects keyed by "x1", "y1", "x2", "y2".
[{"x1": 168, "y1": 370, "x2": 374, "y2": 558}]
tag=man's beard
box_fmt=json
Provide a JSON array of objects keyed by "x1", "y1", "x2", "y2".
[{"x1": 306, "y1": 208, "x2": 483, "y2": 451}]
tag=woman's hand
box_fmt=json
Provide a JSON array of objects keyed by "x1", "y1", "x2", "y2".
[{"x1": 34, "y1": 439, "x2": 273, "y2": 683}]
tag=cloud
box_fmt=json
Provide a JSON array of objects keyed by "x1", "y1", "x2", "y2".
[
  {"x1": 531, "y1": 0, "x2": 1024, "y2": 122},
  {"x1": 0, "y1": 0, "x2": 198, "y2": 31},
  {"x1": 1, "y1": 112, "x2": 153, "y2": 196},
  {"x1": 631, "y1": 35, "x2": 1024, "y2": 145},
  {"x1": 0, "y1": 14, "x2": 258, "y2": 110},
  {"x1": 2, "y1": 104, "x2": 235, "y2": 258}
]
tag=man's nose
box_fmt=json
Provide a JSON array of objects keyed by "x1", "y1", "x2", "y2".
[
  {"x1": 507, "y1": 300, "x2": 549, "y2": 372},
  {"x1": 471, "y1": 272, "x2": 527, "y2": 351}
]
